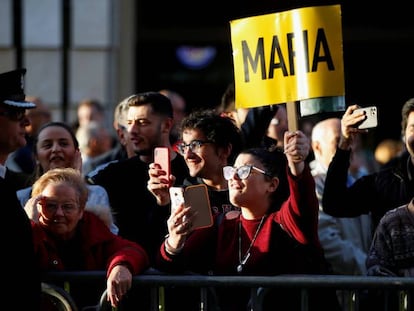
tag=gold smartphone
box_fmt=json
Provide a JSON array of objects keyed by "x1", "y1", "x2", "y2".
[{"x1": 169, "y1": 184, "x2": 213, "y2": 229}]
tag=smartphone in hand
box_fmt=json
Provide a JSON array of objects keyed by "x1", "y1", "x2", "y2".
[
  {"x1": 184, "y1": 184, "x2": 213, "y2": 229},
  {"x1": 154, "y1": 147, "x2": 171, "y2": 185},
  {"x1": 169, "y1": 184, "x2": 213, "y2": 229},
  {"x1": 353, "y1": 106, "x2": 378, "y2": 129}
]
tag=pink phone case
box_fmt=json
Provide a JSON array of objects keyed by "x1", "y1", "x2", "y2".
[{"x1": 154, "y1": 147, "x2": 171, "y2": 183}]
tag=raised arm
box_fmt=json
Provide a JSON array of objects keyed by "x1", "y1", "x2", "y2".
[
  {"x1": 283, "y1": 130, "x2": 309, "y2": 176},
  {"x1": 276, "y1": 131, "x2": 320, "y2": 245},
  {"x1": 322, "y1": 105, "x2": 374, "y2": 218}
]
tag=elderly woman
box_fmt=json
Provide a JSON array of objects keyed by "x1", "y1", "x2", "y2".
[
  {"x1": 27, "y1": 167, "x2": 149, "y2": 309},
  {"x1": 156, "y1": 131, "x2": 340, "y2": 311}
]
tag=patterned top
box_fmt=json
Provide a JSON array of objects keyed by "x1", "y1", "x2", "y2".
[{"x1": 367, "y1": 200, "x2": 414, "y2": 277}]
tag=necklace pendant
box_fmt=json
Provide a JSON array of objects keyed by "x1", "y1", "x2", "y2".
[
  {"x1": 242, "y1": 252, "x2": 250, "y2": 265},
  {"x1": 237, "y1": 214, "x2": 266, "y2": 275}
]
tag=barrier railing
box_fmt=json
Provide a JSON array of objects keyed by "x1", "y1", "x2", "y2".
[{"x1": 42, "y1": 271, "x2": 414, "y2": 311}]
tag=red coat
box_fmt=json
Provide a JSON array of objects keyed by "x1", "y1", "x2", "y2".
[{"x1": 31, "y1": 211, "x2": 149, "y2": 276}]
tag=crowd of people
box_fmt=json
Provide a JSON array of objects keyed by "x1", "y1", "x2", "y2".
[{"x1": 2, "y1": 66, "x2": 414, "y2": 310}]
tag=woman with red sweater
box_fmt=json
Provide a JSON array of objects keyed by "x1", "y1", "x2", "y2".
[
  {"x1": 27, "y1": 167, "x2": 149, "y2": 309},
  {"x1": 156, "y1": 130, "x2": 339, "y2": 311}
]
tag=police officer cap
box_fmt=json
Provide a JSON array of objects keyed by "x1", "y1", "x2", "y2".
[{"x1": 0, "y1": 68, "x2": 36, "y2": 109}]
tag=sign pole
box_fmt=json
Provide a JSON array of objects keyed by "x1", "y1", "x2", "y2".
[{"x1": 286, "y1": 101, "x2": 298, "y2": 132}]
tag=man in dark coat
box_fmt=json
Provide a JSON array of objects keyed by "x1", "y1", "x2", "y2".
[{"x1": 0, "y1": 68, "x2": 41, "y2": 310}]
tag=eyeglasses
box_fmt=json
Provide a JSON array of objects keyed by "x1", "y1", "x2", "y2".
[
  {"x1": 177, "y1": 140, "x2": 212, "y2": 155},
  {"x1": 41, "y1": 201, "x2": 79, "y2": 215},
  {"x1": 223, "y1": 165, "x2": 272, "y2": 180},
  {"x1": 0, "y1": 108, "x2": 26, "y2": 121}
]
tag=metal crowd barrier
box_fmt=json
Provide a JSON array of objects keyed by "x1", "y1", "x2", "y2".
[{"x1": 42, "y1": 270, "x2": 414, "y2": 311}]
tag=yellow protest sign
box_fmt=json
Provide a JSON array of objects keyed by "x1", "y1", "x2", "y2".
[{"x1": 230, "y1": 5, "x2": 344, "y2": 109}]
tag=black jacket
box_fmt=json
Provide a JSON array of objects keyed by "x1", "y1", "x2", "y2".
[
  {"x1": 322, "y1": 149, "x2": 414, "y2": 229},
  {"x1": 0, "y1": 173, "x2": 41, "y2": 310}
]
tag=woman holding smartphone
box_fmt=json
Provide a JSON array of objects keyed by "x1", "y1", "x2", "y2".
[{"x1": 155, "y1": 130, "x2": 340, "y2": 311}]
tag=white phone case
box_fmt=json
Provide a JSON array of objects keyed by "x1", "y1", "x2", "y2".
[{"x1": 169, "y1": 187, "x2": 184, "y2": 212}]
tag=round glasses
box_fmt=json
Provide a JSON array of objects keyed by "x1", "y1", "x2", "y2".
[
  {"x1": 223, "y1": 165, "x2": 272, "y2": 180},
  {"x1": 41, "y1": 201, "x2": 79, "y2": 215},
  {"x1": 177, "y1": 140, "x2": 212, "y2": 155}
]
